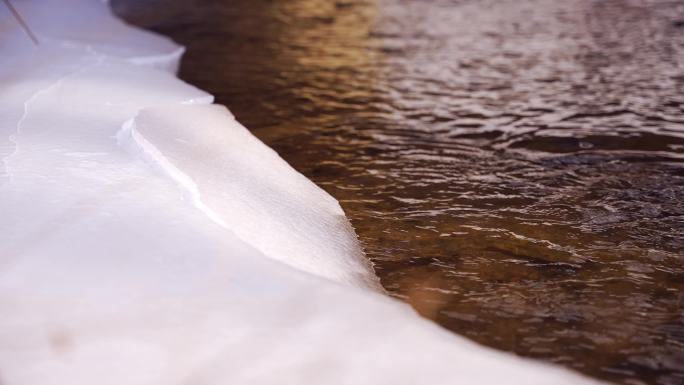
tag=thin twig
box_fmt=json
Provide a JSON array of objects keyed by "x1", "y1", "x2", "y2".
[{"x1": 2, "y1": 0, "x2": 39, "y2": 46}]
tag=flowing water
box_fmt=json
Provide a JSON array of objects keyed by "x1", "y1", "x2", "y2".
[{"x1": 113, "y1": 1, "x2": 684, "y2": 384}]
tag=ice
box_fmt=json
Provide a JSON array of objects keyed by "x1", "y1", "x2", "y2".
[
  {"x1": 0, "y1": 1, "x2": 606, "y2": 384},
  {"x1": 0, "y1": 0, "x2": 183, "y2": 72},
  {"x1": 0, "y1": 49, "x2": 98, "y2": 185},
  {"x1": 123, "y1": 105, "x2": 380, "y2": 289}
]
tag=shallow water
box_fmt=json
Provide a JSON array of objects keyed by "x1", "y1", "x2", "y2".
[{"x1": 113, "y1": 1, "x2": 684, "y2": 384}]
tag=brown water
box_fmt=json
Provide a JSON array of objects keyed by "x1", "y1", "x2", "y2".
[{"x1": 113, "y1": 1, "x2": 684, "y2": 384}]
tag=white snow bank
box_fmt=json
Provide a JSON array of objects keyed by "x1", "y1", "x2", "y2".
[
  {"x1": 0, "y1": 0, "x2": 183, "y2": 72},
  {"x1": 0, "y1": 1, "x2": 606, "y2": 384},
  {"x1": 123, "y1": 105, "x2": 380, "y2": 289}
]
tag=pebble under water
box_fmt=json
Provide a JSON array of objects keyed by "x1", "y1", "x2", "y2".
[{"x1": 113, "y1": 1, "x2": 684, "y2": 384}]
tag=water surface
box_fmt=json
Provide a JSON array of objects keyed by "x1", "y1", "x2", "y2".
[{"x1": 114, "y1": 1, "x2": 684, "y2": 384}]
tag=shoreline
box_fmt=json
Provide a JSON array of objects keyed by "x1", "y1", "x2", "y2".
[{"x1": 0, "y1": 1, "x2": 605, "y2": 384}]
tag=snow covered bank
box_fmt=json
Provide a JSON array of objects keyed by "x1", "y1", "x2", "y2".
[{"x1": 0, "y1": 1, "x2": 605, "y2": 384}]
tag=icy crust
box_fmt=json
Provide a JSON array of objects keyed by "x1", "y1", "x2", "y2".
[
  {"x1": 0, "y1": 48, "x2": 101, "y2": 186},
  {"x1": 121, "y1": 105, "x2": 381, "y2": 290},
  {"x1": 1, "y1": 0, "x2": 185, "y2": 184},
  {"x1": 0, "y1": 1, "x2": 606, "y2": 384},
  {"x1": 1, "y1": 53, "x2": 379, "y2": 290},
  {"x1": 0, "y1": 0, "x2": 183, "y2": 73}
]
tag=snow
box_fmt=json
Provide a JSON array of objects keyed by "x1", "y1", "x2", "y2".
[
  {"x1": 0, "y1": 1, "x2": 606, "y2": 384},
  {"x1": 124, "y1": 105, "x2": 381, "y2": 289}
]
